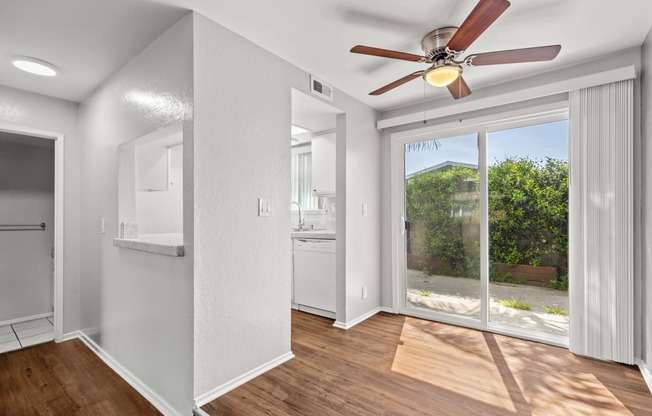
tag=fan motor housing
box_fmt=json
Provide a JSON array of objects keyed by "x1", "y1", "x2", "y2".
[{"x1": 421, "y1": 27, "x2": 458, "y2": 62}]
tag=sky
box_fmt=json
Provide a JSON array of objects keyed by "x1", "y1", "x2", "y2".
[{"x1": 404, "y1": 120, "x2": 569, "y2": 176}]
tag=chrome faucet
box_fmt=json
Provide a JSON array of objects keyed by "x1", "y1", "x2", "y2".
[{"x1": 291, "y1": 201, "x2": 305, "y2": 230}]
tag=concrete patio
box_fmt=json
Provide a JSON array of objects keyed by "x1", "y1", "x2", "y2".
[{"x1": 406, "y1": 269, "x2": 569, "y2": 336}]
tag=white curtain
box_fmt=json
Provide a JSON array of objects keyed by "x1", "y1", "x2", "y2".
[
  {"x1": 569, "y1": 79, "x2": 634, "y2": 364},
  {"x1": 291, "y1": 151, "x2": 316, "y2": 210}
]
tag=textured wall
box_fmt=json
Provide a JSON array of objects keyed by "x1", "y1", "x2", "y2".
[
  {"x1": 78, "y1": 14, "x2": 194, "y2": 415},
  {"x1": 193, "y1": 12, "x2": 380, "y2": 400},
  {"x1": 193, "y1": 13, "x2": 294, "y2": 399}
]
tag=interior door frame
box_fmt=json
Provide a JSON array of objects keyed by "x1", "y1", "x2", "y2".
[
  {"x1": 390, "y1": 101, "x2": 570, "y2": 346},
  {"x1": 0, "y1": 123, "x2": 65, "y2": 342}
]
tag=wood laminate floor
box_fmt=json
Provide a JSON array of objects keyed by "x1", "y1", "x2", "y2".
[
  {"x1": 0, "y1": 338, "x2": 160, "y2": 415},
  {"x1": 204, "y1": 310, "x2": 652, "y2": 415}
]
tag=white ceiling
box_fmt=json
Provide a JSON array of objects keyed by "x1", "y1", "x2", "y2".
[
  {"x1": 2, "y1": 0, "x2": 652, "y2": 110},
  {"x1": 292, "y1": 90, "x2": 342, "y2": 133},
  {"x1": 0, "y1": 0, "x2": 186, "y2": 102},
  {"x1": 291, "y1": 89, "x2": 342, "y2": 145}
]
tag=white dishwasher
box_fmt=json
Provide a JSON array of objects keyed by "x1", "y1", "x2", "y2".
[{"x1": 292, "y1": 238, "x2": 336, "y2": 319}]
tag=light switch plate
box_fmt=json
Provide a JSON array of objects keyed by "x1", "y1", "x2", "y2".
[
  {"x1": 362, "y1": 203, "x2": 368, "y2": 217},
  {"x1": 258, "y1": 198, "x2": 272, "y2": 216},
  {"x1": 100, "y1": 218, "x2": 106, "y2": 234}
]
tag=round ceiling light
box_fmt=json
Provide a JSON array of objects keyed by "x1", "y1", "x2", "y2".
[
  {"x1": 12, "y1": 57, "x2": 58, "y2": 77},
  {"x1": 423, "y1": 64, "x2": 462, "y2": 87}
]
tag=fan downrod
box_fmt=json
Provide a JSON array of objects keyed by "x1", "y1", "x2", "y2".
[{"x1": 421, "y1": 27, "x2": 459, "y2": 62}]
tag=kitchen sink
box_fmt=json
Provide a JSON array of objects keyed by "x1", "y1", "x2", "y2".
[{"x1": 291, "y1": 227, "x2": 326, "y2": 232}]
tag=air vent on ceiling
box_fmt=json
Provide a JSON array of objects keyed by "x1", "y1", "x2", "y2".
[{"x1": 310, "y1": 75, "x2": 333, "y2": 102}]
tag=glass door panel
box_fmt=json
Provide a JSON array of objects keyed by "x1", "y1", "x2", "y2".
[
  {"x1": 487, "y1": 120, "x2": 569, "y2": 336},
  {"x1": 403, "y1": 133, "x2": 480, "y2": 319}
]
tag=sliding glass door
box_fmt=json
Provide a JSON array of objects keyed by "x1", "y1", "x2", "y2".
[
  {"x1": 487, "y1": 121, "x2": 569, "y2": 337},
  {"x1": 403, "y1": 133, "x2": 481, "y2": 321},
  {"x1": 396, "y1": 113, "x2": 569, "y2": 343}
]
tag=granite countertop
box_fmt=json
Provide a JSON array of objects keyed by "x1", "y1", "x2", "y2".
[
  {"x1": 113, "y1": 233, "x2": 184, "y2": 257},
  {"x1": 291, "y1": 229, "x2": 336, "y2": 239}
]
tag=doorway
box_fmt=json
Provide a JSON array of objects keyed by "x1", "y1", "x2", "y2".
[
  {"x1": 0, "y1": 124, "x2": 64, "y2": 345},
  {"x1": 0, "y1": 132, "x2": 55, "y2": 352},
  {"x1": 290, "y1": 89, "x2": 342, "y2": 321},
  {"x1": 392, "y1": 109, "x2": 569, "y2": 345}
]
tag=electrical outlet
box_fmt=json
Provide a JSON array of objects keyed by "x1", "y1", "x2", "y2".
[{"x1": 362, "y1": 286, "x2": 368, "y2": 299}]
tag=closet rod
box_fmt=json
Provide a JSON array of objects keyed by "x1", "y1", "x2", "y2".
[{"x1": 0, "y1": 222, "x2": 45, "y2": 231}]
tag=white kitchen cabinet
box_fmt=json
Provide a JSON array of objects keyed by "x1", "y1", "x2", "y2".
[
  {"x1": 135, "y1": 144, "x2": 168, "y2": 192},
  {"x1": 311, "y1": 133, "x2": 335, "y2": 196}
]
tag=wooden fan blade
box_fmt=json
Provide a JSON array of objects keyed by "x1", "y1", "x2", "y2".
[
  {"x1": 370, "y1": 71, "x2": 424, "y2": 95},
  {"x1": 351, "y1": 45, "x2": 425, "y2": 62},
  {"x1": 447, "y1": 76, "x2": 472, "y2": 100},
  {"x1": 447, "y1": 0, "x2": 511, "y2": 53},
  {"x1": 466, "y1": 45, "x2": 561, "y2": 66}
]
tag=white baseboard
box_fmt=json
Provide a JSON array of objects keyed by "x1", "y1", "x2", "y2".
[
  {"x1": 297, "y1": 304, "x2": 335, "y2": 319},
  {"x1": 194, "y1": 351, "x2": 295, "y2": 407},
  {"x1": 379, "y1": 306, "x2": 395, "y2": 314},
  {"x1": 636, "y1": 359, "x2": 652, "y2": 394},
  {"x1": 61, "y1": 330, "x2": 81, "y2": 342},
  {"x1": 0, "y1": 312, "x2": 53, "y2": 327},
  {"x1": 75, "y1": 331, "x2": 183, "y2": 416},
  {"x1": 333, "y1": 307, "x2": 382, "y2": 330},
  {"x1": 193, "y1": 406, "x2": 212, "y2": 416}
]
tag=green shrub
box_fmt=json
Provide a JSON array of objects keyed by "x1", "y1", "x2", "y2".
[
  {"x1": 488, "y1": 157, "x2": 568, "y2": 268},
  {"x1": 489, "y1": 266, "x2": 526, "y2": 285},
  {"x1": 406, "y1": 166, "x2": 479, "y2": 277},
  {"x1": 418, "y1": 290, "x2": 433, "y2": 297},
  {"x1": 406, "y1": 157, "x2": 568, "y2": 277},
  {"x1": 547, "y1": 274, "x2": 569, "y2": 291}
]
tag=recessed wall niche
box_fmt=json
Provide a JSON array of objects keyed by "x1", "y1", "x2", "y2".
[{"x1": 115, "y1": 122, "x2": 184, "y2": 256}]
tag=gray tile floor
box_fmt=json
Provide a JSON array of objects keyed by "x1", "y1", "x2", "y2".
[{"x1": 0, "y1": 317, "x2": 54, "y2": 354}]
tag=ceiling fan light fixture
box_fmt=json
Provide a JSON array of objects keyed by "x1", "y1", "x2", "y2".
[{"x1": 424, "y1": 65, "x2": 462, "y2": 87}]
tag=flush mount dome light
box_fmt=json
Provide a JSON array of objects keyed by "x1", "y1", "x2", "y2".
[
  {"x1": 12, "y1": 57, "x2": 58, "y2": 77},
  {"x1": 423, "y1": 64, "x2": 462, "y2": 87}
]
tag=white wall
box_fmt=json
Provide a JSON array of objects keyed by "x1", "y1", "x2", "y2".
[
  {"x1": 342, "y1": 107, "x2": 381, "y2": 322},
  {"x1": 641, "y1": 28, "x2": 652, "y2": 371},
  {"x1": 193, "y1": 12, "x2": 380, "y2": 400},
  {"x1": 136, "y1": 145, "x2": 184, "y2": 234},
  {"x1": 0, "y1": 140, "x2": 54, "y2": 322},
  {"x1": 0, "y1": 85, "x2": 80, "y2": 334},
  {"x1": 78, "y1": 14, "x2": 194, "y2": 415}
]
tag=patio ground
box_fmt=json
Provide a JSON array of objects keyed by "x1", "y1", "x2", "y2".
[{"x1": 406, "y1": 269, "x2": 569, "y2": 336}]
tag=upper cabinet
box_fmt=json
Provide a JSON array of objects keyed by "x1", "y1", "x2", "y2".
[{"x1": 311, "y1": 132, "x2": 336, "y2": 196}]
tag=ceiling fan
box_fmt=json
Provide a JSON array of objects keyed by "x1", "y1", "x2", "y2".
[{"x1": 350, "y1": 0, "x2": 561, "y2": 100}]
